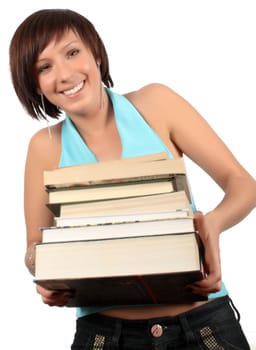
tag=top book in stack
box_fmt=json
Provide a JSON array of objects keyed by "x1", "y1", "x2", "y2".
[{"x1": 44, "y1": 152, "x2": 190, "y2": 201}]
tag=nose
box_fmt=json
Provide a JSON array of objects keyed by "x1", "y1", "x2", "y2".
[{"x1": 56, "y1": 60, "x2": 73, "y2": 83}]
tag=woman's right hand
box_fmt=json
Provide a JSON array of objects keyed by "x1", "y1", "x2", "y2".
[{"x1": 36, "y1": 284, "x2": 74, "y2": 307}]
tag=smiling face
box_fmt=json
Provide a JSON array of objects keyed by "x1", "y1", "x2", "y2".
[
  {"x1": 10, "y1": 9, "x2": 113, "y2": 120},
  {"x1": 35, "y1": 30, "x2": 101, "y2": 118}
]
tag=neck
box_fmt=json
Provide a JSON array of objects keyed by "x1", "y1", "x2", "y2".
[{"x1": 69, "y1": 91, "x2": 113, "y2": 137}]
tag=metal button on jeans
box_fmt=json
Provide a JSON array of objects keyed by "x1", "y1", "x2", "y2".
[{"x1": 150, "y1": 324, "x2": 163, "y2": 338}]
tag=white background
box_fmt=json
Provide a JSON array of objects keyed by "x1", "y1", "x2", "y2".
[{"x1": 1, "y1": 1, "x2": 255, "y2": 348}]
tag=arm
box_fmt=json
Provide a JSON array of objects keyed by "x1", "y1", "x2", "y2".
[
  {"x1": 167, "y1": 84, "x2": 256, "y2": 294},
  {"x1": 24, "y1": 124, "x2": 73, "y2": 305},
  {"x1": 168, "y1": 89, "x2": 256, "y2": 230},
  {"x1": 24, "y1": 128, "x2": 57, "y2": 275}
]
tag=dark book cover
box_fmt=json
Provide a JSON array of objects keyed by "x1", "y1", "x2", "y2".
[{"x1": 35, "y1": 270, "x2": 207, "y2": 307}]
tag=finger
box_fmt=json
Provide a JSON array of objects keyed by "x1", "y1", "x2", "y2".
[
  {"x1": 193, "y1": 211, "x2": 204, "y2": 232},
  {"x1": 189, "y1": 275, "x2": 222, "y2": 295},
  {"x1": 41, "y1": 292, "x2": 74, "y2": 307}
]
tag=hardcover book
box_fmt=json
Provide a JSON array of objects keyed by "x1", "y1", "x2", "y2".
[{"x1": 34, "y1": 232, "x2": 206, "y2": 306}]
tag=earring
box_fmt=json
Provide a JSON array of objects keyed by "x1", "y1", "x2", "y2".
[
  {"x1": 40, "y1": 94, "x2": 52, "y2": 139},
  {"x1": 97, "y1": 62, "x2": 105, "y2": 109}
]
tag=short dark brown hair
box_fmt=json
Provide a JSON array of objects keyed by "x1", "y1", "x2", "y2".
[{"x1": 9, "y1": 9, "x2": 114, "y2": 120}]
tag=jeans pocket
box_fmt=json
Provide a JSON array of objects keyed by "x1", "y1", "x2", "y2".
[
  {"x1": 91, "y1": 334, "x2": 106, "y2": 349},
  {"x1": 199, "y1": 324, "x2": 250, "y2": 350},
  {"x1": 199, "y1": 326, "x2": 225, "y2": 350},
  {"x1": 71, "y1": 333, "x2": 106, "y2": 350}
]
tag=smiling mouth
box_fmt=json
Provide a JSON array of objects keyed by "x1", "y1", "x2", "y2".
[{"x1": 63, "y1": 81, "x2": 84, "y2": 96}]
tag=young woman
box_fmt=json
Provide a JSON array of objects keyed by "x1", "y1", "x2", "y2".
[{"x1": 9, "y1": 9, "x2": 255, "y2": 349}]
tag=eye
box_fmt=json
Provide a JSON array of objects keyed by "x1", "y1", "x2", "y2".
[
  {"x1": 37, "y1": 64, "x2": 51, "y2": 74},
  {"x1": 68, "y1": 49, "x2": 80, "y2": 58}
]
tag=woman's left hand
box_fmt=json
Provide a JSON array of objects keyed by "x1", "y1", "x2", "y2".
[{"x1": 189, "y1": 211, "x2": 222, "y2": 297}]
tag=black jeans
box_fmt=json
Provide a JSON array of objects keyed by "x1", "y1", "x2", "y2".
[{"x1": 71, "y1": 296, "x2": 250, "y2": 349}]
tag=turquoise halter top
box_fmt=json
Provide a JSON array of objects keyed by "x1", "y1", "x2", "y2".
[
  {"x1": 60, "y1": 89, "x2": 174, "y2": 166},
  {"x1": 59, "y1": 88, "x2": 228, "y2": 317}
]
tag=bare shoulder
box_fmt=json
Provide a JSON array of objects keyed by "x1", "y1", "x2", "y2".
[
  {"x1": 125, "y1": 83, "x2": 177, "y2": 106},
  {"x1": 124, "y1": 83, "x2": 190, "y2": 130},
  {"x1": 26, "y1": 121, "x2": 63, "y2": 170}
]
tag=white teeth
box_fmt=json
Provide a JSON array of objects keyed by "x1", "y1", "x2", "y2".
[{"x1": 63, "y1": 82, "x2": 83, "y2": 96}]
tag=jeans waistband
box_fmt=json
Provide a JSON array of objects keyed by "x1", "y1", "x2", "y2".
[{"x1": 79, "y1": 295, "x2": 232, "y2": 332}]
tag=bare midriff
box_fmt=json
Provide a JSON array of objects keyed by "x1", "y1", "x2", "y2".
[{"x1": 100, "y1": 300, "x2": 212, "y2": 320}]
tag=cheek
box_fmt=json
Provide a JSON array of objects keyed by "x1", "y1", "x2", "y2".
[
  {"x1": 79, "y1": 53, "x2": 97, "y2": 73},
  {"x1": 38, "y1": 75, "x2": 54, "y2": 95}
]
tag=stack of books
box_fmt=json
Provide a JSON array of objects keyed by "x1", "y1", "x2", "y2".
[{"x1": 34, "y1": 152, "x2": 206, "y2": 307}]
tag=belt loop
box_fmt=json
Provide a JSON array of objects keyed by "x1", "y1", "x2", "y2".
[
  {"x1": 111, "y1": 319, "x2": 122, "y2": 349},
  {"x1": 228, "y1": 297, "x2": 241, "y2": 322},
  {"x1": 178, "y1": 314, "x2": 195, "y2": 344}
]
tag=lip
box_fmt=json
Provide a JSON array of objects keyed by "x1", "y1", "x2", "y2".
[{"x1": 61, "y1": 81, "x2": 85, "y2": 96}]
